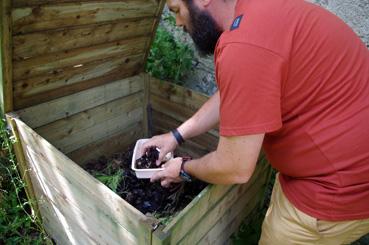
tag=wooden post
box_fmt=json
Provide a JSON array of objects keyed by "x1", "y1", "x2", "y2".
[
  {"x1": 1, "y1": 0, "x2": 13, "y2": 113},
  {"x1": 143, "y1": 73, "x2": 151, "y2": 137},
  {"x1": 5, "y1": 113, "x2": 42, "y2": 223}
]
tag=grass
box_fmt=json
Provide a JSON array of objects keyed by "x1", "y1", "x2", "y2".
[{"x1": 0, "y1": 118, "x2": 51, "y2": 244}]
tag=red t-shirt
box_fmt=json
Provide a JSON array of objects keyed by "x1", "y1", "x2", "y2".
[{"x1": 215, "y1": 0, "x2": 369, "y2": 221}]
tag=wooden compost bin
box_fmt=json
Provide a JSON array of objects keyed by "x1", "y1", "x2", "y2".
[{"x1": 1, "y1": 0, "x2": 273, "y2": 244}]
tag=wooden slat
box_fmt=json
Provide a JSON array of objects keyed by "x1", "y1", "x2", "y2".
[
  {"x1": 180, "y1": 167, "x2": 269, "y2": 245},
  {"x1": 13, "y1": 0, "x2": 146, "y2": 8},
  {"x1": 12, "y1": 0, "x2": 158, "y2": 34},
  {"x1": 198, "y1": 188, "x2": 262, "y2": 245},
  {"x1": 13, "y1": 35, "x2": 149, "y2": 81},
  {"x1": 155, "y1": 159, "x2": 269, "y2": 244},
  {"x1": 149, "y1": 77, "x2": 208, "y2": 112},
  {"x1": 35, "y1": 92, "x2": 143, "y2": 153},
  {"x1": 151, "y1": 94, "x2": 196, "y2": 123},
  {"x1": 14, "y1": 53, "x2": 144, "y2": 109},
  {"x1": 13, "y1": 17, "x2": 154, "y2": 61},
  {"x1": 1, "y1": 0, "x2": 13, "y2": 113},
  {"x1": 5, "y1": 113, "x2": 41, "y2": 222},
  {"x1": 68, "y1": 123, "x2": 143, "y2": 166},
  {"x1": 152, "y1": 110, "x2": 218, "y2": 152},
  {"x1": 143, "y1": 73, "x2": 150, "y2": 137},
  {"x1": 13, "y1": 118, "x2": 154, "y2": 244},
  {"x1": 17, "y1": 74, "x2": 144, "y2": 128}
]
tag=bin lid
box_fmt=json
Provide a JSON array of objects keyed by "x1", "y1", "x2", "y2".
[{"x1": 1, "y1": 0, "x2": 166, "y2": 112}]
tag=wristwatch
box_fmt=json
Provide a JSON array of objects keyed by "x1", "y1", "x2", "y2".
[{"x1": 179, "y1": 156, "x2": 192, "y2": 182}]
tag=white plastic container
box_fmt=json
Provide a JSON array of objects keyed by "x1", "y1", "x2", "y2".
[{"x1": 131, "y1": 139, "x2": 173, "y2": 179}]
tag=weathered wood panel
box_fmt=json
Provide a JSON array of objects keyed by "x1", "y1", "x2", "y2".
[
  {"x1": 36, "y1": 92, "x2": 144, "y2": 153},
  {"x1": 199, "y1": 165, "x2": 272, "y2": 245},
  {"x1": 149, "y1": 77, "x2": 208, "y2": 111},
  {"x1": 17, "y1": 74, "x2": 144, "y2": 128},
  {"x1": 13, "y1": 0, "x2": 146, "y2": 8},
  {"x1": 179, "y1": 165, "x2": 269, "y2": 244},
  {"x1": 14, "y1": 53, "x2": 144, "y2": 109},
  {"x1": 13, "y1": 36, "x2": 148, "y2": 81},
  {"x1": 12, "y1": 0, "x2": 158, "y2": 34},
  {"x1": 13, "y1": 17, "x2": 154, "y2": 61},
  {"x1": 68, "y1": 123, "x2": 143, "y2": 166},
  {"x1": 153, "y1": 159, "x2": 270, "y2": 245},
  {"x1": 12, "y1": 117, "x2": 154, "y2": 244},
  {"x1": 1, "y1": 0, "x2": 13, "y2": 113},
  {"x1": 152, "y1": 110, "x2": 218, "y2": 152}
]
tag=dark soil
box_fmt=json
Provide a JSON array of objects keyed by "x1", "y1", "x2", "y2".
[
  {"x1": 135, "y1": 147, "x2": 161, "y2": 169},
  {"x1": 84, "y1": 146, "x2": 207, "y2": 219}
]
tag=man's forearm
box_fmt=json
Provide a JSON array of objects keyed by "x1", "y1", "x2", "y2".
[{"x1": 177, "y1": 91, "x2": 220, "y2": 140}]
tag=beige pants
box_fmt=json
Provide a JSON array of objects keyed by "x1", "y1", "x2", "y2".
[{"x1": 259, "y1": 174, "x2": 369, "y2": 245}]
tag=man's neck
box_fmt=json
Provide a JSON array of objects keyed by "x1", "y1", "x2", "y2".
[{"x1": 209, "y1": 0, "x2": 238, "y2": 31}]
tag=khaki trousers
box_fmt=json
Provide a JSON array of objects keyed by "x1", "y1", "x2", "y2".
[{"x1": 259, "y1": 174, "x2": 369, "y2": 245}]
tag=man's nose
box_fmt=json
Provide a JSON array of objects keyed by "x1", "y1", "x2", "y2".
[{"x1": 176, "y1": 16, "x2": 184, "y2": 27}]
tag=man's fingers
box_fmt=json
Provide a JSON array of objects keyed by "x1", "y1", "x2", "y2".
[
  {"x1": 156, "y1": 151, "x2": 166, "y2": 165},
  {"x1": 161, "y1": 179, "x2": 171, "y2": 188},
  {"x1": 150, "y1": 171, "x2": 164, "y2": 183}
]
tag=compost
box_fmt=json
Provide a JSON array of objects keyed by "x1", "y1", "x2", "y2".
[{"x1": 84, "y1": 146, "x2": 207, "y2": 219}]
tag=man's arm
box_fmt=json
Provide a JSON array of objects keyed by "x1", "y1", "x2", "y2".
[
  {"x1": 177, "y1": 90, "x2": 220, "y2": 140},
  {"x1": 142, "y1": 91, "x2": 220, "y2": 163},
  {"x1": 151, "y1": 133, "x2": 264, "y2": 186}
]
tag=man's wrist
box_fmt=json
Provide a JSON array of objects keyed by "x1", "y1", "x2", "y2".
[
  {"x1": 179, "y1": 157, "x2": 192, "y2": 182},
  {"x1": 171, "y1": 128, "x2": 185, "y2": 145}
]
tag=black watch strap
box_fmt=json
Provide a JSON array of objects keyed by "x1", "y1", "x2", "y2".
[
  {"x1": 171, "y1": 129, "x2": 185, "y2": 145},
  {"x1": 179, "y1": 157, "x2": 192, "y2": 182}
]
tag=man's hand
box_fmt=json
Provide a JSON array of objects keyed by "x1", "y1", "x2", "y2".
[
  {"x1": 141, "y1": 132, "x2": 178, "y2": 165},
  {"x1": 150, "y1": 157, "x2": 183, "y2": 187}
]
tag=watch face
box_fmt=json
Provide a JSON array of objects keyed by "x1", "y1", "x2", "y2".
[{"x1": 180, "y1": 170, "x2": 192, "y2": 182}]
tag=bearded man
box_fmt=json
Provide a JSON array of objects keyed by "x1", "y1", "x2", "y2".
[{"x1": 143, "y1": 0, "x2": 369, "y2": 243}]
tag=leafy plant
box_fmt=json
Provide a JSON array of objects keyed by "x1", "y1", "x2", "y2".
[
  {"x1": 90, "y1": 160, "x2": 124, "y2": 193},
  {"x1": 146, "y1": 26, "x2": 194, "y2": 84},
  {"x1": 0, "y1": 118, "x2": 51, "y2": 244}
]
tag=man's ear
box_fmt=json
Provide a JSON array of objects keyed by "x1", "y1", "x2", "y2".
[{"x1": 197, "y1": 0, "x2": 213, "y2": 8}]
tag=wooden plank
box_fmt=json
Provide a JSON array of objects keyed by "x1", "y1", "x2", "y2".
[
  {"x1": 13, "y1": 0, "x2": 147, "y2": 8},
  {"x1": 151, "y1": 94, "x2": 196, "y2": 123},
  {"x1": 5, "y1": 113, "x2": 41, "y2": 222},
  {"x1": 156, "y1": 160, "x2": 269, "y2": 244},
  {"x1": 13, "y1": 118, "x2": 154, "y2": 244},
  {"x1": 1, "y1": 0, "x2": 13, "y2": 113},
  {"x1": 13, "y1": 35, "x2": 149, "y2": 81},
  {"x1": 16, "y1": 74, "x2": 144, "y2": 128},
  {"x1": 35, "y1": 92, "x2": 143, "y2": 153},
  {"x1": 14, "y1": 53, "x2": 144, "y2": 109},
  {"x1": 12, "y1": 0, "x2": 158, "y2": 34},
  {"x1": 143, "y1": 73, "x2": 151, "y2": 137},
  {"x1": 152, "y1": 110, "x2": 218, "y2": 152},
  {"x1": 181, "y1": 168, "x2": 269, "y2": 245},
  {"x1": 13, "y1": 17, "x2": 154, "y2": 61},
  {"x1": 68, "y1": 123, "x2": 143, "y2": 166},
  {"x1": 149, "y1": 77, "x2": 208, "y2": 112}
]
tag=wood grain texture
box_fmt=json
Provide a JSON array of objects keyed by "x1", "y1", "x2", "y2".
[
  {"x1": 12, "y1": 0, "x2": 158, "y2": 34},
  {"x1": 1, "y1": 0, "x2": 13, "y2": 112},
  {"x1": 153, "y1": 159, "x2": 270, "y2": 244},
  {"x1": 13, "y1": 36, "x2": 148, "y2": 81},
  {"x1": 35, "y1": 92, "x2": 144, "y2": 153},
  {"x1": 68, "y1": 123, "x2": 143, "y2": 166},
  {"x1": 17, "y1": 74, "x2": 144, "y2": 128},
  {"x1": 14, "y1": 53, "x2": 144, "y2": 109},
  {"x1": 13, "y1": 118, "x2": 154, "y2": 244},
  {"x1": 13, "y1": 17, "x2": 154, "y2": 61}
]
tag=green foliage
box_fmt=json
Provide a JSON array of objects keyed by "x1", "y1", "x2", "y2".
[
  {"x1": 93, "y1": 167, "x2": 124, "y2": 193},
  {"x1": 146, "y1": 26, "x2": 194, "y2": 84},
  {"x1": 0, "y1": 119, "x2": 51, "y2": 244}
]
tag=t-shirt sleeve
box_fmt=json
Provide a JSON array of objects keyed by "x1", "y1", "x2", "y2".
[{"x1": 215, "y1": 42, "x2": 285, "y2": 136}]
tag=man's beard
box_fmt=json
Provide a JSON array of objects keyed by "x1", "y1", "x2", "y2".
[{"x1": 186, "y1": 2, "x2": 222, "y2": 56}]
